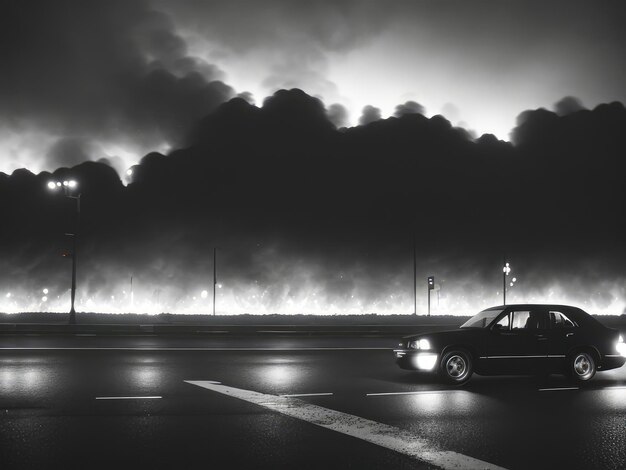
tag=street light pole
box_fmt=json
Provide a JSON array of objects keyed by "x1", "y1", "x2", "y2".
[
  {"x1": 48, "y1": 180, "x2": 80, "y2": 324},
  {"x1": 213, "y1": 247, "x2": 217, "y2": 316},
  {"x1": 502, "y1": 258, "x2": 511, "y2": 306},
  {"x1": 413, "y1": 233, "x2": 417, "y2": 316}
]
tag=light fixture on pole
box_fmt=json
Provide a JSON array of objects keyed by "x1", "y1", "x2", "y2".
[
  {"x1": 47, "y1": 179, "x2": 80, "y2": 324},
  {"x1": 502, "y1": 261, "x2": 511, "y2": 305},
  {"x1": 427, "y1": 276, "x2": 435, "y2": 316}
]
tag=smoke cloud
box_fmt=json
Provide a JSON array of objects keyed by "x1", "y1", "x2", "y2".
[
  {"x1": 1, "y1": 90, "x2": 625, "y2": 315},
  {"x1": 0, "y1": 0, "x2": 234, "y2": 174}
]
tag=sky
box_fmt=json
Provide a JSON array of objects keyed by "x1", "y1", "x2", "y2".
[
  {"x1": 0, "y1": 1, "x2": 625, "y2": 315},
  {"x1": 1, "y1": 0, "x2": 625, "y2": 174}
]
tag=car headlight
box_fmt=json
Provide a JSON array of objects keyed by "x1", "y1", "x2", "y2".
[
  {"x1": 409, "y1": 338, "x2": 431, "y2": 350},
  {"x1": 617, "y1": 335, "x2": 626, "y2": 357}
]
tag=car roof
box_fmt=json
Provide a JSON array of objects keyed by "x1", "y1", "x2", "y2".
[
  {"x1": 487, "y1": 304, "x2": 582, "y2": 310},
  {"x1": 485, "y1": 304, "x2": 600, "y2": 327}
]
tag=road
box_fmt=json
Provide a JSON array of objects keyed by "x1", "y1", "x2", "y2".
[{"x1": 1, "y1": 335, "x2": 625, "y2": 469}]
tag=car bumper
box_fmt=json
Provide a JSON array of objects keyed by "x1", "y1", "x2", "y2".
[
  {"x1": 600, "y1": 355, "x2": 626, "y2": 371},
  {"x1": 394, "y1": 349, "x2": 439, "y2": 371}
]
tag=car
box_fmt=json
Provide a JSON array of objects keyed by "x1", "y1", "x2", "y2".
[{"x1": 394, "y1": 304, "x2": 626, "y2": 385}]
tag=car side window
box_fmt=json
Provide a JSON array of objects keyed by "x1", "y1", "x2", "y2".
[
  {"x1": 511, "y1": 311, "x2": 530, "y2": 329},
  {"x1": 495, "y1": 313, "x2": 510, "y2": 330},
  {"x1": 549, "y1": 311, "x2": 577, "y2": 328},
  {"x1": 509, "y1": 310, "x2": 548, "y2": 330}
]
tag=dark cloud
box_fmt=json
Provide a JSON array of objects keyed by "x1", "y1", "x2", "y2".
[
  {"x1": 554, "y1": 96, "x2": 586, "y2": 116},
  {"x1": 359, "y1": 105, "x2": 382, "y2": 126},
  {"x1": 1, "y1": 90, "x2": 625, "y2": 314},
  {"x1": 0, "y1": 0, "x2": 234, "y2": 173},
  {"x1": 236, "y1": 92, "x2": 256, "y2": 105},
  {"x1": 394, "y1": 101, "x2": 425, "y2": 117},
  {"x1": 326, "y1": 103, "x2": 349, "y2": 128}
]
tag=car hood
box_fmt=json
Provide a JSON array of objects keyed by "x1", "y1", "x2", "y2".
[{"x1": 401, "y1": 328, "x2": 486, "y2": 346}]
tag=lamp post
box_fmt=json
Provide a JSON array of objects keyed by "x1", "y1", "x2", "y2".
[
  {"x1": 213, "y1": 247, "x2": 217, "y2": 316},
  {"x1": 502, "y1": 260, "x2": 511, "y2": 305},
  {"x1": 47, "y1": 179, "x2": 80, "y2": 324},
  {"x1": 427, "y1": 276, "x2": 435, "y2": 316}
]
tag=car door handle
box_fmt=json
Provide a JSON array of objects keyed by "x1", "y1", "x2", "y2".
[
  {"x1": 565, "y1": 333, "x2": 574, "y2": 337},
  {"x1": 535, "y1": 335, "x2": 548, "y2": 341}
]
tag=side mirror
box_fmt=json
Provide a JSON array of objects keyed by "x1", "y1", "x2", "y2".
[{"x1": 492, "y1": 323, "x2": 503, "y2": 332}]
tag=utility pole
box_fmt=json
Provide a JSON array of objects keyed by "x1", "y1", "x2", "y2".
[
  {"x1": 213, "y1": 247, "x2": 217, "y2": 316},
  {"x1": 427, "y1": 276, "x2": 435, "y2": 316},
  {"x1": 413, "y1": 234, "x2": 417, "y2": 315}
]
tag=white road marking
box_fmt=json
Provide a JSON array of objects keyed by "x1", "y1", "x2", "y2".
[
  {"x1": 95, "y1": 396, "x2": 162, "y2": 400},
  {"x1": 279, "y1": 392, "x2": 333, "y2": 397},
  {"x1": 0, "y1": 347, "x2": 390, "y2": 351},
  {"x1": 366, "y1": 390, "x2": 463, "y2": 397},
  {"x1": 538, "y1": 387, "x2": 579, "y2": 392},
  {"x1": 185, "y1": 380, "x2": 507, "y2": 470}
]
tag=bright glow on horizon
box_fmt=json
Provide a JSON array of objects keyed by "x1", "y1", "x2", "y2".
[{"x1": 0, "y1": 278, "x2": 623, "y2": 316}]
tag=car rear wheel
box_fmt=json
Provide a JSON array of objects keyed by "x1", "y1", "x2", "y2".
[
  {"x1": 439, "y1": 349, "x2": 473, "y2": 385},
  {"x1": 567, "y1": 351, "x2": 596, "y2": 382}
]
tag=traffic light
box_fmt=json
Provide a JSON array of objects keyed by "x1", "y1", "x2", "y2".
[{"x1": 428, "y1": 276, "x2": 435, "y2": 290}]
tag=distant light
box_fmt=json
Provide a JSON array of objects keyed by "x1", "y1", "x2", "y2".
[
  {"x1": 200, "y1": 290, "x2": 208, "y2": 299},
  {"x1": 41, "y1": 296, "x2": 48, "y2": 302},
  {"x1": 5, "y1": 292, "x2": 11, "y2": 298},
  {"x1": 47, "y1": 181, "x2": 57, "y2": 190},
  {"x1": 510, "y1": 282, "x2": 514, "y2": 287},
  {"x1": 56, "y1": 182, "x2": 62, "y2": 187},
  {"x1": 68, "y1": 180, "x2": 77, "y2": 188},
  {"x1": 512, "y1": 277, "x2": 517, "y2": 282},
  {"x1": 63, "y1": 181, "x2": 69, "y2": 187},
  {"x1": 43, "y1": 288, "x2": 49, "y2": 294},
  {"x1": 126, "y1": 169, "x2": 133, "y2": 176},
  {"x1": 217, "y1": 283, "x2": 223, "y2": 289}
]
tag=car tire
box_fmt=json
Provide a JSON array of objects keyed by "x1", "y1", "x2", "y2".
[
  {"x1": 567, "y1": 351, "x2": 596, "y2": 382},
  {"x1": 439, "y1": 349, "x2": 473, "y2": 385}
]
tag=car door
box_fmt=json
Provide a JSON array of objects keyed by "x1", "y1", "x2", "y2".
[
  {"x1": 486, "y1": 309, "x2": 549, "y2": 373},
  {"x1": 545, "y1": 309, "x2": 579, "y2": 371}
]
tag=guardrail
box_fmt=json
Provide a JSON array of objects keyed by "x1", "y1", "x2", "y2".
[{"x1": 0, "y1": 323, "x2": 461, "y2": 336}]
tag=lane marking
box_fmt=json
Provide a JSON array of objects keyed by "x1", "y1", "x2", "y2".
[
  {"x1": 0, "y1": 347, "x2": 390, "y2": 351},
  {"x1": 185, "y1": 380, "x2": 507, "y2": 470},
  {"x1": 538, "y1": 387, "x2": 579, "y2": 392},
  {"x1": 367, "y1": 390, "x2": 463, "y2": 397},
  {"x1": 279, "y1": 393, "x2": 333, "y2": 398},
  {"x1": 95, "y1": 396, "x2": 162, "y2": 400}
]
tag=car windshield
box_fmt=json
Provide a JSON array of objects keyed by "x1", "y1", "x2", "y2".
[{"x1": 460, "y1": 308, "x2": 505, "y2": 328}]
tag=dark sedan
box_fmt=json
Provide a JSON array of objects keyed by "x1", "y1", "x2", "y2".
[{"x1": 394, "y1": 304, "x2": 626, "y2": 384}]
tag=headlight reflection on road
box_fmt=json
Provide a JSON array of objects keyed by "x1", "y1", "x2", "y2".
[
  {"x1": 405, "y1": 390, "x2": 475, "y2": 417},
  {"x1": 127, "y1": 361, "x2": 164, "y2": 389},
  {"x1": 254, "y1": 358, "x2": 311, "y2": 392},
  {"x1": 0, "y1": 366, "x2": 49, "y2": 394},
  {"x1": 596, "y1": 387, "x2": 626, "y2": 412}
]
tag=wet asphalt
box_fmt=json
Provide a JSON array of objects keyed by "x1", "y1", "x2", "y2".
[{"x1": 1, "y1": 335, "x2": 625, "y2": 470}]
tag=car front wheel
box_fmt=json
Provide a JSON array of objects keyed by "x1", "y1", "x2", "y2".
[
  {"x1": 568, "y1": 351, "x2": 596, "y2": 382},
  {"x1": 439, "y1": 349, "x2": 473, "y2": 385}
]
